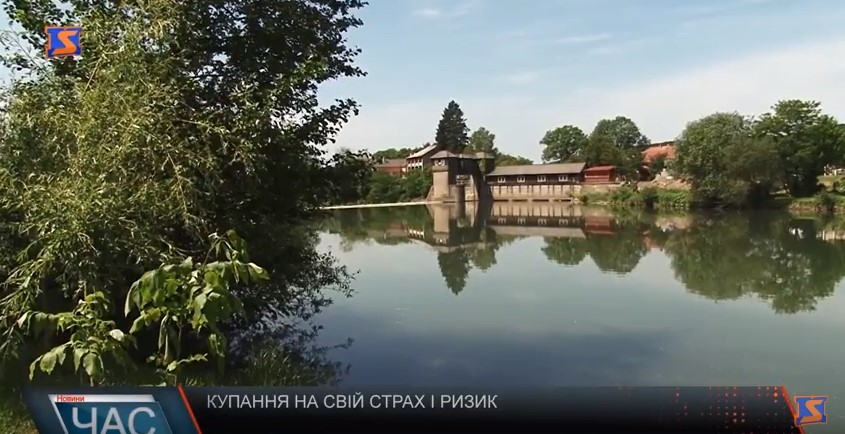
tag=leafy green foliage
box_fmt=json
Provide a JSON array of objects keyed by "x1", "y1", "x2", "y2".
[
  {"x1": 673, "y1": 112, "x2": 781, "y2": 207},
  {"x1": 578, "y1": 117, "x2": 651, "y2": 180},
  {"x1": 540, "y1": 125, "x2": 589, "y2": 163},
  {"x1": 589, "y1": 116, "x2": 651, "y2": 149},
  {"x1": 467, "y1": 127, "x2": 497, "y2": 157},
  {"x1": 125, "y1": 231, "x2": 269, "y2": 384},
  {"x1": 754, "y1": 100, "x2": 843, "y2": 196},
  {"x1": 496, "y1": 154, "x2": 533, "y2": 166},
  {"x1": 0, "y1": 0, "x2": 364, "y2": 384},
  {"x1": 18, "y1": 292, "x2": 133, "y2": 385},
  {"x1": 435, "y1": 100, "x2": 469, "y2": 153},
  {"x1": 648, "y1": 155, "x2": 668, "y2": 178},
  {"x1": 373, "y1": 147, "x2": 424, "y2": 161},
  {"x1": 366, "y1": 168, "x2": 432, "y2": 203},
  {"x1": 19, "y1": 230, "x2": 269, "y2": 386},
  {"x1": 323, "y1": 149, "x2": 375, "y2": 205}
]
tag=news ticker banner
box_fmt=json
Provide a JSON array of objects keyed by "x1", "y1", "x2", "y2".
[{"x1": 24, "y1": 386, "x2": 825, "y2": 434}]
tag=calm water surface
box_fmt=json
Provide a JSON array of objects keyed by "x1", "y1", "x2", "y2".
[{"x1": 316, "y1": 203, "x2": 844, "y2": 431}]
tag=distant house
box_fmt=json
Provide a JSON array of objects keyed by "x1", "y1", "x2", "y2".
[
  {"x1": 642, "y1": 141, "x2": 676, "y2": 165},
  {"x1": 374, "y1": 158, "x2": 407, "y2": 176},
  {"x1": 583, "y1": 165, "x2": 617, "y2": 184},
  {"x1": 486, "y1": 162, "x2": 585, "y2": 185},
  {"x1": 642, "y1": 141, "x2": 677, "y2": 179},
  {"x1": 406, "y1": 143, "x2": 443, "y2": 170}
]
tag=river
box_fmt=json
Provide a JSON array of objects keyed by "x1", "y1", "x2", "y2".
[{"x1": 317, "y1": 202, "x2": 845, "y2": 432}]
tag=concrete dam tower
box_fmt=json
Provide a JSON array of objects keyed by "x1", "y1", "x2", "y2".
[{"x1": 428, "y1": 151, "x2": 496, "y2": 207}]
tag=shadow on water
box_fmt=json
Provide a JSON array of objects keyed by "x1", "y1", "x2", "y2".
[{"x1": 323, "y1": 202, "x2": 845, "y2": 313}]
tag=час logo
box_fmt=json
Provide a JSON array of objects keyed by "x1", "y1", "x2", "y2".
[
  {"x1": 45, "y1": 26, "x2": 82, "y2": 59},
  {"x1": 49, "y1": 394, "x2": 173, "y2": 434},
  {"x1": 794, "y1": 395, "x2": 827, "y2": 426}
]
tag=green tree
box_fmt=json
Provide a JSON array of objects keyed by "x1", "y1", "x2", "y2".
[
  {"x1": 583, "y1": 117, "x2": 649, "y2": 179},
  {"x1": 435, "y1": 100, "x2": 469, "y2": 153},
  {"x1": 648, "y1": 155, "x2": 667, "y2": 178},
  {"x1": 325, "y1": 149, "x2": 374, "y2": 205},
  {"x1": 0, "y1": 0, "x2": 365, "y2": 374},
  {"x1": 589, "y1": 116, "x2": 651, "y2": 149},
  {"x1": 372, "y1": 147, "x2": 421, "y2": 161},
  {"x1": 496, "y1": 153, "x2": 533, "y2": 166},
  {"x1": 468, "y1": 127, "x2": 497, "y2": 156},
  {"x1": 541, "y1": 125, "x2": 589, "y2": 163},
  {"x1": 753, "y1": 100, "x2": 843, "y2": 196},
  {"x1": 673, "y1": 112, "x2": 780, "y2": 207}
]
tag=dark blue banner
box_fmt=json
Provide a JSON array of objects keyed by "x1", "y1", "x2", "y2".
[{"x1": 24, "y1": 386, "x2": 817, "y2": 433}]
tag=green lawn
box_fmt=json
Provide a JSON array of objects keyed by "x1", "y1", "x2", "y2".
[{"x1": 819, "y1": 174, "x2": 845, "y2": 188}]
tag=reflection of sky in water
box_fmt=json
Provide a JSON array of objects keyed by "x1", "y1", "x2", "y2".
[{"x1": 315, "y1": 234, "x2": 845, "y2": 431}]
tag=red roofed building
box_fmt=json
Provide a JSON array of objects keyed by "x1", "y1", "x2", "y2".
[
  {"x1": 375, "y1": 158, "x2": 407, "y2": 176},
  {"x1": 641, "y1": 141, "x2": 677, "y2": 179},
  {"x1": 583, "y1": 165, "x2": 617, "y2": 184},
  {"x1": 642, "y1": 141, "x2": 676, "y2": 165}
]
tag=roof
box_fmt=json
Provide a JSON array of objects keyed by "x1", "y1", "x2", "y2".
[
  {"x1": 642, "y1": 144, "x2": 676, "y2": 163},
  {"x1": 583, "y1": 165, "x2": 616, "y2": 172},
  {"x1": 406, "y1": 143, "x2": 441, "y2": 159},
  {"x1": 376, "y1": 158, "x2": 406, "y2": 167},
  {"x1": 430, "y1": 150, "x2": 491, "y2": 160},
  {"x1": 487, "y1": 162, "x2": 586, "y2": 177}
]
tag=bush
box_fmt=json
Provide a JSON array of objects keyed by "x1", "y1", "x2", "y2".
[
  {"x1": 816, "y1": 191, "x2": 837, "y2": 213},
  {"x1": 610, "y1": 186, "x2": 641, "y2": 206},
  {"x1": 640, "y1": 187, "x2": 659, "y2": 208},
  {"x1": 655, "y1": 189, "x2": 692, "y2": 209}
]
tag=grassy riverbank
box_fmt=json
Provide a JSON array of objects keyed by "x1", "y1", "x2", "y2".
[{"x1": 579, "y1": 185, "x2": 845, "y2": 214}]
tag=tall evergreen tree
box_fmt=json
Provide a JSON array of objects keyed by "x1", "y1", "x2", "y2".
[{"x1": 435, "y1": 100, "x2": 469, "y2": 153}]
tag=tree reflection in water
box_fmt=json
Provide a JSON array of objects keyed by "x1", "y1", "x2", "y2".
[{"x1": 326, "y1": 204, "x2": 845, "y2": 314}]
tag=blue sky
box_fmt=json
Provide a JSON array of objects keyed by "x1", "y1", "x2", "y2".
[
  {"x1": 323, "y1": 0, "x2": 845, "y2": 160},
  {"x1": 2, "y1": 1, "x2": 843, "y2": 161}
]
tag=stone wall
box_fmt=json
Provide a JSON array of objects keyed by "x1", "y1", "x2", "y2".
[{"x1": 578, "y1": 183, "x2": 624, "y2": 196}]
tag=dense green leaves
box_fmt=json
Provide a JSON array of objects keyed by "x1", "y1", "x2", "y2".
[
  {"x1": 366, "y1": 168, "x2": 432, "y2": 203},
  {"x1": 538, "y1": 117, "x2": 648, "y2": 180},
  {"x1": 754, "y1": 100, "x2": 843, "y2": 196},
  {"x1": 18, "y1": 292, "x2": 134, "y2": 385},
  {"x1": 589, "y1": 116, "x2": 651, "y2": 149},
  {"x1": 435, "y1": 100, "x2": 469, "y2": 153},
  {"x1": 540, "y1": 125, "x2": 588, "y2": 163},
  {"x1": 0, "y1": 0, "x2": 365, "y2": 386},
  {"x1": 467, "y1": 127, "x2": 497, "y2": 156},
  {"x1": 674, "y1": 101, "x2": 843, "y2": 207}
]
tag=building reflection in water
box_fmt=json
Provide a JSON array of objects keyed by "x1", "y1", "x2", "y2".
[{"x1": 325, "y1": 203, "x2": 845, "y2": 314}]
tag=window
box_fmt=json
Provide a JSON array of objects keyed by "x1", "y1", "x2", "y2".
[
  {"x1": 517, "y1": 176, "x2": 526, "y2": 183},
  {"x1": 558, "y1": 175, "x2": 568, "y2": 182},
  {"x1": 537, "y1": 175, "x2": 547, "y2": 183},
  {"x1": 538, "y1": 218, "x2": 547, "y2": 225},
  {"x1": 497, "y1": 177, "x2": 506, "y2": 183}
]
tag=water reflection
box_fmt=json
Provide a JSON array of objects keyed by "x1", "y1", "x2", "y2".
[{"x1": 324, "y1": 203, "x2": 845, "y2": 313}]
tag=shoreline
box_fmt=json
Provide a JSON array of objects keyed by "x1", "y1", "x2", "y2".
[
  {"x1": 323, "y1": 199, "x2": 845, "y2": 215},
  {"x1": 322, "y1": 201, "x2": 434, "y2": 210}
]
